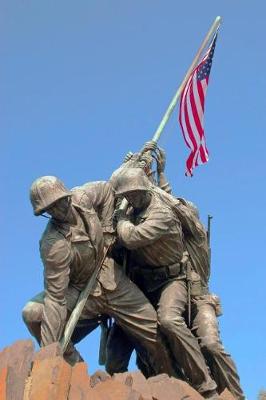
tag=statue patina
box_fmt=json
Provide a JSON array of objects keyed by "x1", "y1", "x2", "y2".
[
  {"x1": 22, "y1": 176, "x2": 173, "y2": 374},
  {"x1": 22, "y1": 143, "x2": 244, "y2": 400},
  {"x1": 107, "y1": 143, "x2": 244, "y2": 400}
]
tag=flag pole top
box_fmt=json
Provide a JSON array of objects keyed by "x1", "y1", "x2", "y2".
[{"x1": 213, "y1": 16, "x2": 222, "y2": 31}]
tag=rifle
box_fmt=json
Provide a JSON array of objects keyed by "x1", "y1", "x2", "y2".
[
  {"x1": 60, "y1": 244, "x2": 111, "y2": 353},
  {"x1": 207, "y1": 214, "x2": 213, "y2": 276}
]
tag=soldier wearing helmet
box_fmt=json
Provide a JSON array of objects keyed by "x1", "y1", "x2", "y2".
[
  {"x1": 22, "y1": 175, "x2": 173, "y2": 373},
  {"x1": 112, "y1": 167, "x2": 219, "y2": 399},
  {"x1": 30, "y1": 176, "x2": 72, "y2": 216},
  {"x1": 109, "y1": 145, "x2": 244, "y2": 399},
  {"x1": 174, "y1": 198, "x2": 244, "y2": 399}
]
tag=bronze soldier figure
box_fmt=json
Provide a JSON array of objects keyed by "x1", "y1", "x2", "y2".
[
  {"x1": 111, "y1": 168, "x2": 219, "y2": 399},
  {"x1": 172, "y1": 198, "x2": 244, "y2": 399},
  {"x1": 22, "y1": 176, "x2": 173, "y2": 374},
  {"x1": 154, "y1": 146, "x2": 244, "y2": 399},
  {"x1": 108, "y1": 144, "x2": 244, "y2": 399}
]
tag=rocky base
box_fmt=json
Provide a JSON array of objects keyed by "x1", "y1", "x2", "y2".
[{"x1": 0, "y1": 340, "x2": 235, "y2": 399}]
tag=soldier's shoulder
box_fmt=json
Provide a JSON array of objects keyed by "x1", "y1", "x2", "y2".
[
  {"x1": 149, "y1": 191, "x2": 174, "y2": 217},
  {"x1": 70, "y1": 187, "x2": 95, "y2": 210},
  {"x1": 72, "y1": 181, "x2": 112, "y2": 205},
  {"x1": 177, "y1": 197, "x2": 198, "y2": 209},
  {"x1": 40, "y1": 222, "x2": 66, "y2": 250},
  {"x1": 176, "y1": 197, "x2": 200, "y2": 220},
  {"x1": 40, "y1": 232, "x2": 70, "y2": 264},
  {"x1": 153, "y1": 186, "x2": 178, "y2": 204},
  {"x1": 71, "y1": 181, "x2": 108, "y2": 192},
  {"x1": 152, "y1": 188, "x2": 176, "y2": 208}
]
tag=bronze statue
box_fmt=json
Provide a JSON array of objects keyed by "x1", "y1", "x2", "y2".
[
  {"x1": 22, "y1": 176, "x2": 173, "y2": 374},
  {"x1": 111, "y1": 167, "x2": 218, "y2": 399},
  {"x1": 107, "y1": 143, "x2": 244, "y2": 399},
  {"x1": 172, "y1": 197, "x2": 244, "y2": 399},
  {"x1": 154, "y1": 145, "x2": 244, "y2": 398},
  {"x1": 22, "y1": 143, "x2": 244, "y2": 400}
]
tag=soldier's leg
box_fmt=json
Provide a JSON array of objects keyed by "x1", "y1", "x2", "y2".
[
  {"x1": 22, "y1": 292, "x2": 45, "y2": 344},
  {"x1": 191, "y1": 295, "x2": 244, "y2": 399},
  {"x1": 71, "y1": 317, "x2": 102, "y2": 344},
  {"x1": 101, "y1": 275, "x2": 175, "y2": 377},
  {"x1": 105, "y1": 323, "x2": 134, "y2": 374},
  {"x1": 156, "y1": 280, "x2": 217, "y2": 397},
  {"x1": 106, "y1": 322, "x2": 158, "y2": 377},
  {"x1": 22, "y1": 290, "x2": 101, "y2": 365},
  {"x1": 64, "y1": 317, "x2": 101, "y2": 366},
  {"x1": 136, "y1": 352, "x2": 157, "y2": 378}
]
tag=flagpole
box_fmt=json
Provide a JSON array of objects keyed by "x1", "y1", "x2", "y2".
[
  {"x1": 119, "y1": 17, "x2": 221, "y2": 210},
  {"x1": 152, "y1": 16, "x2": 221, "y2": 143}
]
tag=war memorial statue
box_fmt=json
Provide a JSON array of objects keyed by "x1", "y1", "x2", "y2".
[
  {"x1": 107, "y1": 143, "x2": 244, "y2": 399},
  {"x1": 21, "y1": 16, "x2": 245, "y2": 400},
  {"x1": 22, "y1": 141, "x2": 244, "y2": 400}
]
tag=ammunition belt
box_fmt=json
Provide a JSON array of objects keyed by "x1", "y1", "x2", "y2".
[{"x1": 138, "y1": 262, "x2": 182, "y2": 281}]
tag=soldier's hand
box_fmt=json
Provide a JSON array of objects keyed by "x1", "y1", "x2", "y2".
[
  {"x1": 113, "y1": 208, "x2": 126, "y2": 226},
  {"x1": 139, "y1": 152, "x2": 153, "y2": 171},
  {"x1": 156, "y1": 147, "x2": 166, "y2": 173},
  {"x1": 104, "y1": 233, "x2": 116, "y2": 247},
  {"x1": 141, "y1": 140, "x2": 157, "y2": 154}
]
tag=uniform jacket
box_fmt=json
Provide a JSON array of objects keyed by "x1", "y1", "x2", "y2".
[
  {"x1": 117, "y1": 189, "x2": 183, "y2": 268},
  {"x1": 39, "y1": 181, "x2": 122, "y2": 345}
]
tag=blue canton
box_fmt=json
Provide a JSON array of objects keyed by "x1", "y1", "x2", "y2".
[{"x1": 197, "y1": 35, "x2": 217, "y2": 81}]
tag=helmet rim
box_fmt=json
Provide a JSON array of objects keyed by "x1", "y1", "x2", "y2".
[
  {"x1": 34, "y1": 192, "x2": 71, "y2": 215},
  {"x1": 30, "y1": 176, "x2": 71, "y2": 216}
]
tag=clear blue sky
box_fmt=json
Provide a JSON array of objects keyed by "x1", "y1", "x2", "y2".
[{"x1": 1, "y1": 1, "x2": 265, "y2": 398}]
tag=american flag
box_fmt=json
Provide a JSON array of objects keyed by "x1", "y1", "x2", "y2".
[{"x1": 179, "y1": 32, "x2": 218, "y2": 176}]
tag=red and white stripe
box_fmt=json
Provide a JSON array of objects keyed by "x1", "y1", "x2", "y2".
[{"x1": 179, "y1": 49, "x2": 213, "y2": 176}]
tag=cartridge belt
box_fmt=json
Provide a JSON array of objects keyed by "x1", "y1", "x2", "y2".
[{"x1": 139, "y1": 262, "x2": 182, "y2": 281}]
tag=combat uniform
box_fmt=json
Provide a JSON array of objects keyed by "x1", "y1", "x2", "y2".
[
  {"x1": 22, "y1": 180, "x2": 171, "y2": 374},
  {"x1": 114, "y1": 174, "x2": 217, "y2": 396},
  {"x1": 174, "y1": 198, "x2": 244, "y2": 399}
]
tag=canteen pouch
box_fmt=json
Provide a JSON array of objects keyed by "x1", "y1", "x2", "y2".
[{"x1": 190, "y1": 271, "x2": 205, "y2": 296}]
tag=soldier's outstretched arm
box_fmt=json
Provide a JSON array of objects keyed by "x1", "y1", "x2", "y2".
[{"x1": 156, "y1": 147, "x2": 172, "y2": 194}]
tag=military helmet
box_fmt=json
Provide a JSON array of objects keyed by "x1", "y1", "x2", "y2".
[
  {"x1": 30, "y1": 176, "x2": 71, "y2": 216},
  {"x1": 113, "y1": 168, "x2": 151, "y2": 196}
]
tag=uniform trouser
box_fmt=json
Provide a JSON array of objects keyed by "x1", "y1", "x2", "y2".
[
  {"x1": 22, "y1": 275, "x2": 173, "y2": 376},
  {"x1": 106, "y1": 288, "x2": 244, "y2": 399},
  {"x1": 106, "y1": 279, "x2": 217, "y2": 395},
  {"x1": 106, "y1": 321, "x2": 160, "y2": 378},
  {"x1": 149, "y1": 280, "x2": 217, "y2": 394},
  {"x1": 22, "y1": 290, "x2": 102, "y2": 346},
  {"x1": 191, "y1": 296, "x2": 244, "y2": 399}
]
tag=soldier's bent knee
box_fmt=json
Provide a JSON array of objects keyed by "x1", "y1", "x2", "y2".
[
  {"x1": 201, "y1": 339, "x2": 224, "y2": 356},
  {"x1": 158, "y1": 314, "x2": 185, "y2": 333},
  {"x1": 22, "y1": 301, "x2": 43, "y2": 324}
]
